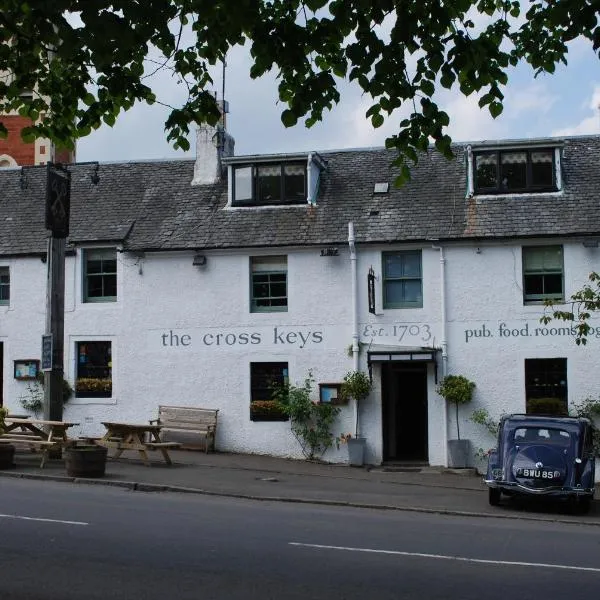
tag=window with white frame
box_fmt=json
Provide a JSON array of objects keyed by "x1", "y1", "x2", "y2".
[
  {"x1": 250, "y1": 256, "x2": 288, "y2": 312},
  {"x1": 233, "y1": 162, "x2": 306, "y2": 206},
  {"x1": 474, "y1": 148, "x2": 557, "y2": 194},
  {"x1": 383, "y1": 251, "x2": 423, "y2": 308},
  {"x1": 75, "y1": 341, "x2": 112, "y2": 398},
  {"x1": 83, "y1": 248, "x2": 117, "y2": 302},
  {"x1": 522, "y1": 245, "x2": 564, "y2": 303},
  {"x1": 0, "y1": 267, "x2": 9, "y2": 305}
]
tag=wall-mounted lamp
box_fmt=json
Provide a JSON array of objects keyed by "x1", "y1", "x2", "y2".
[
  {"x1": 193, "y1": 253, "x2": 207, "y2": 266},
  {"x1": 582, "y1": 239, "x2": 599, "y2": 248}
]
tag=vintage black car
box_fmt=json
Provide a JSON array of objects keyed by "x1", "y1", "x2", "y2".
[{"x1": 484, "y1": 414, "x2": 596, "y2": 513}]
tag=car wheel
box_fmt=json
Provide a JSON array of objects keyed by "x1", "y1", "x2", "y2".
[{"x1": 488, "y1": 488, "x2": 501, "y2": 506}]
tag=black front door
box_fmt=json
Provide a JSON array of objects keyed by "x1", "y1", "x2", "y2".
[
  {"x1": 382, "y1": 362, "x2": 428, "y2": 462},
  {"x1": 0, "y1": 342, "x2": 3, "y2": 406}
]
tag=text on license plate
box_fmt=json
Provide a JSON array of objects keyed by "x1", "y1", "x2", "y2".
[{"x1": 516, "y1": 468, "x2": 561, "y2": 479}]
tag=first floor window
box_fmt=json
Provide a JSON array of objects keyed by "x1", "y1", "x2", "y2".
[
  {"x1": 76, "y1": 341, "x2": 112, "y2": 398},
  {"x1": 525, "y1": 358, "x2": 567, "y2": 415},
  {"x1": 250, "y1": 362, "x2": 289, "y2": 422},
  {"x1": 84, "y1": 248, "x2": 117, "y2": 302},
  {"x1": 383, "y1": 250, "x2": 423, "y2": 308},
  {"x1": 251, "y1": 256, "x2": 288, "y2": 312},
  {"x1": 0, "y1": 267, "x2": 9, "y2": 305},
  {"x1": 522, "y1": 245, "x2": 564, "y2": 303}
]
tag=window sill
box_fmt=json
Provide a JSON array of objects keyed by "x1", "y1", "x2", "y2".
[
  {"x1": 382, "y1": 305, "x2": 423, "y2": 310},
  {"x1": 70, "y1": 397, "x2": 117, "y2": 406}
]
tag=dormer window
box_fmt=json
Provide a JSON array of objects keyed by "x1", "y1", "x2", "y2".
[
  {"x1": 232, "y1": 162, "x2": 306, "y2": 206},
  {"x1": 473, "y1": 148, "x2": 557, "y2": 194}
]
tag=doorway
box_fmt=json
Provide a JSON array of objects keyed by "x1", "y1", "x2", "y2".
[
  {"x1": 0, "y1": 342, "x2": 3, "y2": 407},
  {"x1": 382, "y1": 362, "x2": 428, "y2": 463}
]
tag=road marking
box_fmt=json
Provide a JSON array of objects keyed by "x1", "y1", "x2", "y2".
[
  {"x1": 0, "y1": 513, "x2": 88, "y2": 526},
  {"x1": 289, "y1": 542, "x2": 600, "y2": 573}
]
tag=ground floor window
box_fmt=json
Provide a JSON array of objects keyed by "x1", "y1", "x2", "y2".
[
  {"x1": 250, "y1": 362, "x2": 288, "y2": 421},
  {"x1": 525, "y1": 358, "x2": 567, "y2": 415},
  {"x1": 76, "y1": 341, "x2": 112, "y2": 398}
]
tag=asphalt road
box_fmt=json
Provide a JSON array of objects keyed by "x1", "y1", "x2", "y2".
[{"x1": 1, "y1": 478, "x2": 599, "y2": 600}]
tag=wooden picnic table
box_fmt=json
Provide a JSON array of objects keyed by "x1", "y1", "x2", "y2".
[
  {"x1": 97, "y1": 421, "x2": 180, "y2": 466},
  {"x1": 1, "y1": 418, "x2": 80, "y2": 468}
]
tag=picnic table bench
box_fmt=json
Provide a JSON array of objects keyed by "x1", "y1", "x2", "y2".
[
  {"x1": 97, "y1": 422, "x2": 180, "y2": 466},
  {"x1": 150, "y1": 405, "x2": 218, "y2": 453},
  {"x1": 0, "y1": 418, "x2": 79, "y2": 468}
]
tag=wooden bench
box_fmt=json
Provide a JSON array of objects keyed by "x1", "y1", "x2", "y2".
[
  {"x1": 150, "y1": 406, "x2": 219, "y2": 453},
  {"x1": 0, "y1": 435, "x2": 58, "y2": 468}
]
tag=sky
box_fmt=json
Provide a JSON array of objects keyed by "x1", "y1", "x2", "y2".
[{"x1": 76, "y1": 35, "x2": 600, "y2": 164}]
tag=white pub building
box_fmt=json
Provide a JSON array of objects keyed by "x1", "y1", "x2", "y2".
[{"x1": 0, "y1": 122, "x2": 599, "y2": 467}]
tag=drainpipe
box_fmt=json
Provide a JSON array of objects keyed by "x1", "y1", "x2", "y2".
[
  {"x1": 348, "y1": 222, "x2": 360, "y2": 435},
  {"x1": 432, "y1": 243, "x2": 449, "y2": 465}
]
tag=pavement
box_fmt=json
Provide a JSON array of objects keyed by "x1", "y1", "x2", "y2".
[{"x1": 2, "y1": 448, "x2": 600, "y2": 524}]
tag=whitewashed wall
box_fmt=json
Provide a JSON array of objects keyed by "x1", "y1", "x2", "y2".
[{"x1": 1, "y1": 238, "x2": 599, "y2": 467}]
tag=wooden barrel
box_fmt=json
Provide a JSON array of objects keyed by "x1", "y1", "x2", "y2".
[
  {"x1": 65, "y1": 446, "x2": 108, "y2": 477},
  {"x1": 0, "y1": 443, "x2": 15, "y2": 469}
]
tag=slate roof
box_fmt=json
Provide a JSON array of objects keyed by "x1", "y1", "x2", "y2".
[{"x1": 0, "y1": 134, "x2": 599, "y2": 257}]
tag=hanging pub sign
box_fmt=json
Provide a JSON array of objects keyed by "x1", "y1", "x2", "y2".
[
  {"x1": 45, "y1": 164, "x2": 71, "y2": 238},
  {"x1": 368, "y1": 267, "x2": 376, "y2": 314},
  {"x1": 41, "y1": 334, "x2": 53, "y2": 371}
]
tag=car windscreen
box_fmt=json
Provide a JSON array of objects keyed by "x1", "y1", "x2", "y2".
[{"x1": 514, "y1": 427, "x2": 571, "y2": 447}]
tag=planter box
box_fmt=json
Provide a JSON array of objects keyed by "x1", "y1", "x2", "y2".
[
  {"x1": 65, "y1": 445, "x2": 108, "y2": 477},
  {"x1": 347, "y1": 437, "x2": 366, "y2": 467},
  {"x1": 448, "y1": 439, "x2": 471, "y2": 468}
]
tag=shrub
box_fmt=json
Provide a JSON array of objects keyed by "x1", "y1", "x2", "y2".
[
  {"x1": 19, "y1": 373, "x2": 73, "y2": 416},
  {"x1": 275, "y1": 372, "x2": 341, "y2": 460},
  {"x1": 526, "y1": 397, "x2": 568, "y2": 416},
  {"x1": 437, "y1": 374, "x2": 476, "y2": 440}
]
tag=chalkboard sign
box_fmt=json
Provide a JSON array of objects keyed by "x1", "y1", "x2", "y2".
[{"x1": 41, "y1": 334, "x2": 53, "y2": 371}]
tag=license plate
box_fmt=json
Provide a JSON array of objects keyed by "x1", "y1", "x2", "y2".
[{"x1": 516, "y1": 468, "x2": 560, "y2": 479}]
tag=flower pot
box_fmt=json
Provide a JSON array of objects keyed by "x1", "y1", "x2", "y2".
[
  {"x1": 347, "y1": 437, "x2": 366, "y2": 467},
  {"x1": 0, "y1": 443, "x2": 15, "y2": 469},
  {"x1": 65, "y1": 445, "x2": 108, "y2": 477},
  {"x1": 447, "y1": 439, "x2": 471, "y2": 468}
]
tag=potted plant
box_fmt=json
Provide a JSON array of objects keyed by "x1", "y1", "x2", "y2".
[
  {"x1": 0, "y1": 407, "x2": 15, "y2": 469},
  {"x1": 338, "y1": 370, "x2": 372, "y2": 466},
  {"x1": 75, "y1": 377, "x2": 112, "y2": 398},
  {"x1": 19, "y1": 372, "x2": 73, "y2": 416},
  {"x1": 438, "y1": 374, "x2": 476, "y2": 468}
]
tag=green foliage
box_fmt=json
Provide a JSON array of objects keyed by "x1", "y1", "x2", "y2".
[
  {"x1": 437, "y1": 375, "x2": 476, "y2": 405},
  {"x1": 340, "y1": 371, "x2": 372, "y2": 403},
  {"x1": 570, "y1": 396, "x2": 600, "y2": 456},
  {"x1": 249, "y1": 400, "x2": 288, "y2": 421},
  {"x1": 75, "y1": 377, "x2": 112, "y2": 394},
  {"x1": 0, "y1": 1, "x2": 596, "y2": 179},
  {"x1": 0, "y1": 406, "x2": 7, "y2": 434},
  {"x1": 275, "y1": 372, "x2": 341, "y2": 460},
  {"x1": 469, "y1": 408, "x2": 505, "y2": 463},
  {"x1": 526, "y1": 397, "x2": 568, "y2": 416},
  {"x1": 470, "y1": 408, "x2": 501, "y2": 438},
  {"x1": 19, "y1": 373, "x2": 73, "y2": 416},
  {"x1": 438, "y1": 374, "x2": 475, "y2": 440},
  {"x1": 541, "y1": 272, "x2": 600, "y2": 345}
]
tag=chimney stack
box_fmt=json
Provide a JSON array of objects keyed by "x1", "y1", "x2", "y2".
[{"x1": 192, "y1": 98, "x2": 234, "y2": 186}]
